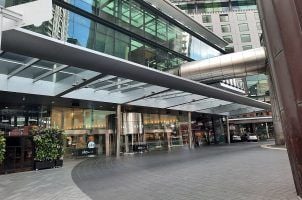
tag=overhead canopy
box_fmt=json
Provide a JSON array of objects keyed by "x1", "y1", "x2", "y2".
[{"x1": 0, "y1": 28, "x2": 270, "y2": 115}]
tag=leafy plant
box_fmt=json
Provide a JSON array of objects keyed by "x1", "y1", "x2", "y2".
[
  {"x1": 0, "y1": 135, "x2": 5, "y2": 164},
  {"x1": 32, "y1": 128, "x2": 65, "y2": 161}
]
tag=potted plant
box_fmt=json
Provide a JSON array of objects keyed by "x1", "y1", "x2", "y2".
[
  {"x1": 53, "y1": 128, "x2": 65, "y2": 167},
  {"x1": 0, "y1": 135, "x2": 6, "y2": 173},
  {"x1": 32, "y1": 128, "x2": 65, "y2": 170}
]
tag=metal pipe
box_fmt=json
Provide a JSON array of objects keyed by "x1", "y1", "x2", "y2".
[{"x1": 171, "y1": 47, "x2": 267, "y2": 82}]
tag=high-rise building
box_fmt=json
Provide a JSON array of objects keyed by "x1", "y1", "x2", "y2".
[{"x1": 171, "y1": 0, "x2": 269, "y2": 102}]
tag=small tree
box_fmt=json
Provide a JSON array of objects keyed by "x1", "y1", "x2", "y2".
[{"x1": 0, "y1": 135, "x2": 5, "y2": 164}]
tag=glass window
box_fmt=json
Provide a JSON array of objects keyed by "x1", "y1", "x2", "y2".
[
  {"x1": 238, "y1": 23, "x2": 249, "y2": 32},
  {"x1": 17, "y1": 116, "x2": 25, "y2": 127},
  {"x1": 114, "y1": 32, "x2": 130, "y2": 59},
  {"x1": 202, "y1": 15, "x2": 212, "y2": 23},
  {"x1": 237, "y1": 13, "x2": 247, "y2": 21},
  {"x1": 131, "y1": 2, "x2": 145, "y2": 29},
  {"x1": 219, "y1": 14, "x2": 229, "y2": 22},
  {"x1": 242, "y1": 45, "x2": 252, "y2": 50},
  {"x1": 84, "y1": 109, "x2": 92, "y2": 129},
  {"x1": 157, "y1": 18, "x2": 168, "y2": 40},
  {"x1": 25, "y1": 2, "x2": 221, "y2": 72},
  {"x1": 205, "y1": 25, "x2": 213, "y2": 32},
  {"x1": 63, "y1": 108, "x2": 73, "y2": 130},
  {"x1": 256, "y1": 22, "x2": 262, "y2": 30},
  {"x1": 254, "y1": 12, "x2": 260, "y2": 20},
  {"x1": 241, "y1": 34, "x2": 251, "y2": 43},
  {"x1": 222, "y1": 35, "x2": 233, "y2": 43},
  {"x1": 51, "y1": 107, "x2": 63, "y2": 129},
  {"x1": 221, "y1": 24, "x2": 231, "y2": 33},
  {"x1": 73, "y1": 109, "x2": 84, "y2": 129},
  {"x1": 93, "y1": 110, "x2": 114, "y2": 129},
  {"x1": 225, "y1": 46, "x2": 234, "y2": 53}
]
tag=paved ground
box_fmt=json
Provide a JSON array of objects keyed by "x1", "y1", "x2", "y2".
[
  {"x1": 72, "y1": 142, "x2": 297, "y2": 200},
  {"x1": 0, "y1": 160, "x2": 91, "y2": 200},
  {"x1": 0, "y1": 142, "x2": 297, "y2": 200}
]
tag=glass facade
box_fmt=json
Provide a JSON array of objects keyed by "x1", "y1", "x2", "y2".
[
  {"x1": 6, "y1": 0, "x2": 222, "y2": 72},
  {"x1": 173, "y1": 0, "x2": 257, "y2": 14},
  {"x1": 246, "y1": 74, "x2": 270, "y2": 102},
  {"x1": 51, "y1": 107, "x2": 115, "y2": 130}
]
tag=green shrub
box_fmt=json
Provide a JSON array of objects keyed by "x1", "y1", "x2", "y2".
[
  {"x1": 0, "y1": 135, "x2": 5, "y2": 163},
  {"x1": 32, "y1": 128, "x2": 65, "y2": 161}
]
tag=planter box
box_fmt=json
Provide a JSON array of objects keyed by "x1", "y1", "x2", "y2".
[
  {"x1": 34, "y1": 160, "x2": 55, "y2": 170},
  {"x1": 0, "y1": 163, "x2": 4, "y2": 174},
  {"x1": 55, "y1": 159, "x2": 63, "y2": 167}
]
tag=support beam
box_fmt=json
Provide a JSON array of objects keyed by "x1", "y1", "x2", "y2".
[
  {"x1": 165, "y1": 97, "x2": 208, "y2": 109},
  {"x1": 226, "y1": 116, "x2": 230, "y2": 144},
  {"x1": 33, "y1": 64, "x2": 68, "y2": 83},
  {"x1": 123, "y1": 88, "x2": 171, "y2": 104},
  {"x1": 95, "y1": 79, "x2": 133, "y2": 92},
  {"x1": 265, "y1": 122, "x2": 270, "y2": 139},
  {"x1": 110, "y1": 82, "x2": 146, "y2": 93},
  {"x1": 116, "y1": 104, "x2": 121, "y2": 158},
  {"x1": 105, "y1": 132, "x2": 110, "y2": 157},
  {"x1": 7, "y1": 58, "x2": 39, "y2": 79},
  {"x1": 125, "y1": 135, "x2": 129, "y2": 153},
  {"x1": 56, "y1": 73, "x2": 107, "y2": 96},
  {"x1": 188, "y1": 111, "x2": 193, "y2": 149}
]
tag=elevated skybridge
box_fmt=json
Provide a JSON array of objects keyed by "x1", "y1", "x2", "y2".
[{"x1": 0, "y1": 27, "x2": 269, "y2": 116}]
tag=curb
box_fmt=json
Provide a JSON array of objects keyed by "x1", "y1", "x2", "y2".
[{"x1": 260, "y1": 144, "x2": 287, "y2": 151}]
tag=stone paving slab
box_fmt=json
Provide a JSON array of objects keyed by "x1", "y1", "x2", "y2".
[
  {"x1": 0, "y1": 159, "x2": 91, "y2": 200},
  {"x1": 0, "y1": 142, "x2": 298, "y2": 200},
  {"x1": 72, "y1": 143, "x2": 297, "y2": 200}
]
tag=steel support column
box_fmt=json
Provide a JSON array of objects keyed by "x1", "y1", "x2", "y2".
[
  {"x1": 105, "y1": 132, "x2": 110, "y2": 157},
  {"x1": 226, "y1": 116, "x2": 231, "y2": 144},
  {"x1": 258, "y1": 0, "x2": 302, "y2": 196},
  {"x1": 268, "y1": 72, "x2": 285, "y2": 145},
  {"x1": 116, "y1": 104, "x2": 122, "y2": 158},
  {"x1": 188, "y1": 111, "x2": 193, "y2": 149}
]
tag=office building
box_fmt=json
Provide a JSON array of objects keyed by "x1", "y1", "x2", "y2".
[{"x1": 0, "y1": 0, "x2": 269, "y2": 173}]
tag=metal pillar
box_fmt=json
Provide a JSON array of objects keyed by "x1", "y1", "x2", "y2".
[
  {"x1": 125, "y1": 135, "x2": 129, "y2": 153},
  {"x1": 116, "y1": 105, "x2": 121, "y2": 158},
  {"x1": 268, "y1": 72, "x2": 285, "y2": 145},
  {"x1": 226, "y1": 117, "x2": 231, "y2": 144},
  {"x1": 105, "y1": 132, "x2": 110, "y2": 157},
  {"x1": 257, "y1": 0, "x2": 302, "y2": 196},
  {"x1": 188, "y1": 112, "x2": 193, "y2": 149},
  {"x1": 265, "y1": 123, "x2": 270, "y2": 139}
]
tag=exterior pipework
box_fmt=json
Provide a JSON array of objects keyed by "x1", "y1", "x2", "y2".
[{"x1": 172, "y1": 47, "x2": 267, "y2": 82}]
